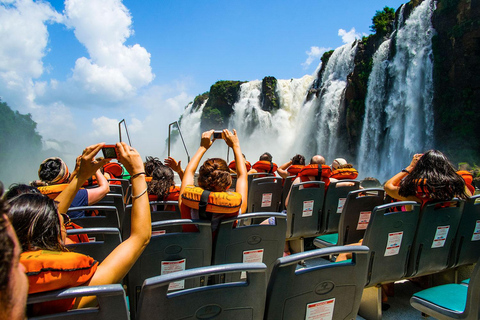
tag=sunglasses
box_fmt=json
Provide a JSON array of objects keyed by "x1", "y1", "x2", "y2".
[{"x1": 60, "y1": 213, "x2": 71, "y2": 227}]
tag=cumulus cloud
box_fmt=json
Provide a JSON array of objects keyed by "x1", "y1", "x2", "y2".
[
  {"x1": 91, "y1": 116, "x2": 120, "y2": 139},
  {"x1": 338, "y1": 27, "x2": 366, "y2": 44},
  {"x1": 302, "y1": 46, "x2": 331, "y2": 69}
]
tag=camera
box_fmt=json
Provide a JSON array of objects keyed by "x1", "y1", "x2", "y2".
[
  {"x1": 102, "y1": 145, "x2": 118, "y2": 159},
  {"x1": 213, "y1": 130, "x2": 224, "y2": 139}
]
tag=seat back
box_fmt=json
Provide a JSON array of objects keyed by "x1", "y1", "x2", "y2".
[
  {"x1": 66, "y1": 227, "x2": 122, "y2": 263},
  {"x1": 27, "y1": 284, "x2": 129, "y2": 320},
  {"x1": 247, "y1": 172, "x2": 274, "y2": 190},
  {"x1": 264, "y1": 246, "x2": 369, "y2": 320},
  {"x1": 281, "y1": 176, "x2": 295, "y2": 211},
  {"x1": 122, "y1": 202, "x2": 181, "y2": 240},
  {"x1": 408, "y1": 199, "x2": 464, "y2": 277},
  {"x1": 337, "y1": 188, "x2": 385, "y2": 245},
  {"x1": 108, "y1": 178, "x2": 130, "y2": 198},
  {"x1": 362, "y1": 202, "x2": 420, "y2": 287},
  {"x1": 322, "y1": 180, "x2": 360, "y2": 234},
  {"x1": 96, "y1": 193, "x2": 126, "y2": 228},
  {"x1": 285, "y1": 181, "x2": 325, "y2": 239},
  {"x1": 127, "y1": 219, "x2": 212, "y2": 318},
  {"x1": 464, "y1": 255, "x2": 480, "y2": 320},
  {"x1": 247, "y1": 177, "x2": 283, "y2": 213},
  {"x1": 213, "y1": 212, "x2": 286, "y2": 282},
  {"x1": 69, "y1": 206, "x2": 121, "y2": 229},
  {"x1": 452, "y1": 195, "x2": 480, "y2": 267},
  {"x1": 136, "y1": 263, "x2": 267, "y2": 320}
]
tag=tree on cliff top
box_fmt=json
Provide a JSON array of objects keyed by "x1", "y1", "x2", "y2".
[{"x1": 370, "y1": 7, "x2": 396, "y2": 35}]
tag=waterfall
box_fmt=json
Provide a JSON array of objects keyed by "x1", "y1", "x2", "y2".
[
  {"x1": 358, "y1": 0, "x2": 436, "y2": 181},
  {"x1": 314, "y1": 42, "x2": 358, "y2": 160}
]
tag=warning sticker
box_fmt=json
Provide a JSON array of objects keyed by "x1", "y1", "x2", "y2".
[
  {"x1": 305, "y1": 298, "x2": 335, "y2": 320},
  {"x1": 241, "y1": 249, "x2": 264, "y2": 279},
  {"x1": 152, "y1": 230, "x2": 166, "y2": 236},
  {"x1": 261, "y1": 193, "x2": 273, "y2": 207},
  {"x1": 432, "y1": 226, "x2": 450, "y2": 248},
  {"x1": 303, "y1": 200, "x2": 314, "y2": 217},
  {"x1": 384, "y1": 231, "x2": 403, "y2": 256},
  {"x1": 336, "y1": 198, "x2": 346, "y2": 213},
  {"x1": 471, "y1": 220, "x2": 480, "y2": 241},
  {"x1": 161, "y1": 259, "x2": 186, "y2": 291},
  {"x1": 356, "y1": 211, "x2": 371, "y2": 230},
  {"x1": 88, "y1": 237, "x2": 96, "y2": 242}
]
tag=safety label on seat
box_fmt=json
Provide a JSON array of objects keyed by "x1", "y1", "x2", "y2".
[
  {"x1": 336, "y1": 198, "x2": 346, "y2": 213},
  {"x1": 384, "y1": 231, "x2": 403, "y2": 256},
  {"x1": 261, "y1": 193, "x2": 272, "y2": 207},
  {"x1": 356, "y1": 211, "x2": 371, "y2": 230},
  {"x1": 305, "y1": 298, "x2": 335, "y2": 320},
  {"x1": 471, "y1": 220, "x2": 480, "y2": 241},
  {"x1": 303, "y1": 200, "x2": 314, "y2": 217},
  {"x1": 241, "y1": 249, "x2": 264, "y2": 279},
  {"x1": 152, "y1": 230, "x2": 166, "y2": 236},
  {"x1": 432, "y1": 226, "x2": 450, "y2": 248},
  {"x1": 161, "y1": 259, "x2": 186, "y2": 291}
]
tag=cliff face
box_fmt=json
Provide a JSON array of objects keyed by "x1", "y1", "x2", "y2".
[{"x1": 432, "y1": 0, "x2": 480, "y2": 163}]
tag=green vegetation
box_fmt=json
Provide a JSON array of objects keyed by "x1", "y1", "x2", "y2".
[
  {"x1": 321, "y1": 50, "x2": 335, "y2": 66},
  {"x1": 370, "y1": 7, "x2": 396, "y2": 35},
  {"x1": 261, "y1": 76, "x2": 279, "y2": 111},
  {"x1": 192, "y1": 92, "x2": 209, "y2": 112}
]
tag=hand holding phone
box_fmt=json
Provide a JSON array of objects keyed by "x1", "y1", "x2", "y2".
[
  {"x1": 212, "y1": 130, "x2": 224, "y2": 140},
  {"x1": 102, "y1": 145, "x2": 118, "y2": 159}
]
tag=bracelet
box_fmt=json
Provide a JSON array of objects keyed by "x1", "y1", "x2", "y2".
[
  {"x1": 131, "y1": 186, "x2": 148, "y2": 199},
  {"x1": 401, "y1": 168, "x2": 410, "y2": 174},
  {"x1": 131, "y1": 172, "x2": 146, "y2": 179}
]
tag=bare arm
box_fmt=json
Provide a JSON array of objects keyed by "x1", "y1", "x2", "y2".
[
  {"x1": 384, "y1": 153, "x2": 423, "y2": 202},
  {"x1": 277, "y1": 160, "x2": 292, "y2": 179},
  {"x1": 224, "y1": 129, "x2": 247, "y2": 214},
  {"x1": 165, "y1": 156, "x2": 184, "y2": 181},
  {"x1": 86, "y1": 170, "x2": 110, "y2": 205},
  {"x1": 77, "y1": 143, "x2": 151, "y2": 307},
  {"x1": 285, "y1": 176, "x2": 301, "y2": 207}
]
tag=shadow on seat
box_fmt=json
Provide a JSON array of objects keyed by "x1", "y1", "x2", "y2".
[
  {"x1": 66, "y1": 227, "x2": 122, "y2": 263},
  {"x1": 69, "y1": 206, "x2": 121, "y2": 229}
]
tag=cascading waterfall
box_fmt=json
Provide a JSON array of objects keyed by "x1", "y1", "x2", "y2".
[{"x1": 314, "y1": 42, "x2": 358, "y2": 160}]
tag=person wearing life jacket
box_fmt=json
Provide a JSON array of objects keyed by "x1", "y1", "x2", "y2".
[
  {"x1": 457, "y1": 170, "x2": 476, "y2": 195},
  {"x1": 179, "y1": 129, "x2": 248, "y2": 234},
  {"x1": 277, "y1": 154, "x2": 306, "y2": 179},
  {"x1": 147, "y1": 164, "x2": 180, "y2": 212},
  {"x1": 251, "y1": 152, "x2": 278, "y2": 177},
  {"x1": 330, "y1": 159, "x2": 359, "y2": 181},
  {"x1": 8, "y1": 143, "x2": 151, "y2": 315},
  {"x1": 228, "y1": 153, "x2": 254, "y2": 174},
  {"x1": 36, "y1": 156, "x2": 110, "y2": 218},
  {"x1": 384, "y1": 151, "x2": 472, "y2": 209}
]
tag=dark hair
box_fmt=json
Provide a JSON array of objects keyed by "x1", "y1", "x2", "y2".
[
  {"x1": 399, "y1": 150, "x2": 468, "y2": 201},
  {"x1": 38, "y1": 158, "x2": 62, "y2": 182},
  {"x1": 144, "y1": 156, "x2": 163, "y2": 177},
  {"x1": 8, "y1": 193, "x2": 66, "y2": 252},
  {"x1": 259, "y1": 152, "x2": 273, "y2": 162},
  {"x1": 198, "y1": 158, "x2": 232, "y2": 192},
  {"x1": 360, "y1": 177, "x2": 381, "y2": 188},
  {"x1": 148, "y1": 165, "x2": 175, "y2": 199},
  {"x1": 4, "y1": 183, "x2": 40, "y2": 201},
  {"x1": 0, "y1": 183, "x2": 14, "y2": 300},
  {"x1": 291, "y1": 154, "x2": 305, "y2": 166}
]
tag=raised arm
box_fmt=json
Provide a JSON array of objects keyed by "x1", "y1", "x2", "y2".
[
  {"x1": 77, "y1": 142, "x2": 151, "y2": 307},
  {"x1": 165, "y1": 156, "x2": 184, "y2": 181},
  {"x1": 277, "y1": 160, "x2": 292, "y2": 179},
  {"x1": 224, "y1": 129, "x2": 248, "y2": 214},
  {"x1": 384, "y1": 153, "x2": 422, "y2": 202},
  {"x1": 86, "y1": 170, "x2": 110, "y2": 205}
]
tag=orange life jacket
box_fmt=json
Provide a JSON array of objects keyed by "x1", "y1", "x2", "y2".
[
  {"x1": 83, "y1": 163, "x2": 123, "y2": 186},
  {"x1": 287, "y1": 165, "x2": 304, "y2": 176},
  {"x1": 298, "y1": 164, "x2": 332, "y2": 188},
  {"x1": 228, "y1": 160, "x2": 252, "y2": 172},
  {"x1": 38, "y1": 184, "x2": 69, "y2": 199},
  {"x1": 148, "y1": 186, "x2": 180, "y2": 203},
  {"x1": 331, "y1": 167, "x2": 358, "y2": 180},
  {"x1": 457, "y1": 170, "x2": 475, "y2": 195},
  {"x1": 65, "y1": 222, "x2": 90, "y2": 243},
  {"x1": 145, "y1": 176, "x2": 153, "y2": 182},
  {"x1": 252, "y1": 161, "x2": 278, "y2": 174}
]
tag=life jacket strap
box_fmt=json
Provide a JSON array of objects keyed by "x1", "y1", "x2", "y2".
[{"x1": 198, "y1": 190, "x2": 212, "y2": 220}]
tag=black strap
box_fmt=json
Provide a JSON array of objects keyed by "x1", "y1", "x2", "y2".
[
  {"x1": 316, "y1": 166, "x2": 322, "y2": 181},
  {"x1": 198, "y1": 190, "x2": 211, "y2": 220},
  {"x1": 269, "y1": 162, "x2": 273, "y2": 173}
]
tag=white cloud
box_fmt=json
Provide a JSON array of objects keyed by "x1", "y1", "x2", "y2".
[
  {"x1": 91, "y1": 116, "x2": 120, "y2": 139},
  {"x1": 302, "y1": 46, "x2": 331, "y2": 70},
  {"x1": 338, "y1": 27, "x2": 366, "y2": 44}
]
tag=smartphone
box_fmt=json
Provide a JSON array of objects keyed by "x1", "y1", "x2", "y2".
[
  {"x1": 102, "y1": 145, "x2": 118, "y2": 159},
  {"x1": 213, "y1": 130, "x2": 224, "y2": 139}
]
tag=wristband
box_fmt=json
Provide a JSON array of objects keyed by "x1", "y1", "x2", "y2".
[
  {"x1": 131, "y1": 172, "x2": 146, "y2": 179},
  {"x1": 131, "y1": 186, "x2": 148, "y2": 199},
  {"x1": 401, "y1": 168, "x2": 410, "y2": 174}
]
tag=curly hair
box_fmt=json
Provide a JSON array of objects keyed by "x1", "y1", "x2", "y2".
[
  {"x1": 198, "y1": 158, "x2": 232, "y2": 192},
  {"x1": 291, "y1": 154, "x2": 305, "y2": 166},
  {"x1": 148, "y1": 165, "x2": 175, "y2": 200},
  {"x1": 8, "y1": 193, "x2": 67, "y2": 252},
  {"x1": 144, "y1": 156, "x2": 163, "y2": 177},
  {"x1": 399, "y1": 150, "x2": 468, "y2": 201}
]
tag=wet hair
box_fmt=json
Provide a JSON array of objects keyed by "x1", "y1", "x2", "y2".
[
  {"x1": 360, "y1": 177, "x2": 381, "y2": 188},
  {"x1": 0, "y1": 183, "x2": 14, "y2": 304},
  {"x1": 144, "y1": 156, "x2": 163, "y2": 177},
  {"x1": 259, "y1": 152, "x2": 273, "y2": 162},
  {"x1": 148, "y1": 165, "x2": 175, "y2": 200},
  {"x1": 4, "y1": 183, "x2": 40, "y2": 201},
  {"x1": 198, "y1": 158, "x2": 232, "y2": 192},
  {"x1": 291, "y1": 154, "x2": 305, "y2": 166},
  {"x1": 8, "y1": 193, "x2": 66, "y2": 252},
  {"x1": 399, "y1": 150, "x2": 468, "y2": 201}
]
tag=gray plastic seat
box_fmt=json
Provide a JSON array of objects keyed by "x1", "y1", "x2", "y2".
[
  {"x1": 451, "y1": 195, "x2": 480, "y2": 267},
  {"x1": 95, "y1": 193, "x2": 126, "y2": 228},
  {"x1": 27, "y1": 284, "x2": 129, "y2": 320},
  {"x1": 264, "y1": 246, "x2": 369, "y2": 320},
  {"x1": 108, "y1": 178, "x2": 130, "y2": 198},
  {"x1": 407, "y1": 199, "x2": 464, "y2": 277},
  {"x1": 136, "y1": 263, "x2": 267, "y2": 320},
  {"x1": 321, "y1": 180, "x2": 360, "y2": 234},
  {"x1": 314, "y1": 188, "x2": 385, "y2": 248},
  {"x1": 127, "y1": 219, "x2": 212, "y2": 318},
  {"x1": 285, "y1": 181, "x2": 325, "y2": 239},
  {"x1": 247, "y1": 176, "x2": 283, "y2": 213},
  {"x1": 410, "y1": 255, "x2": 480, "y2": 320},
  {"x1": 66, "y1": 227, "x2": 122, "y2": 263},
  {"x1": 280, "y1": 176, "x2": 295, "y2": 211},
  {"x1": 69, "y1": 206, "x2": 121, "y2": 229},
  {"x1": 213, "y1": 212, "x2": 286, "y2": 282},
  {"x1": 247, "y1": 172, "x2": 274, "y2": 191}
]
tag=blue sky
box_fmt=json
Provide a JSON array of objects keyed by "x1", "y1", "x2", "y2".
[{"x1": 0, "y1": 0, "x2": 406, "y2": 163}]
